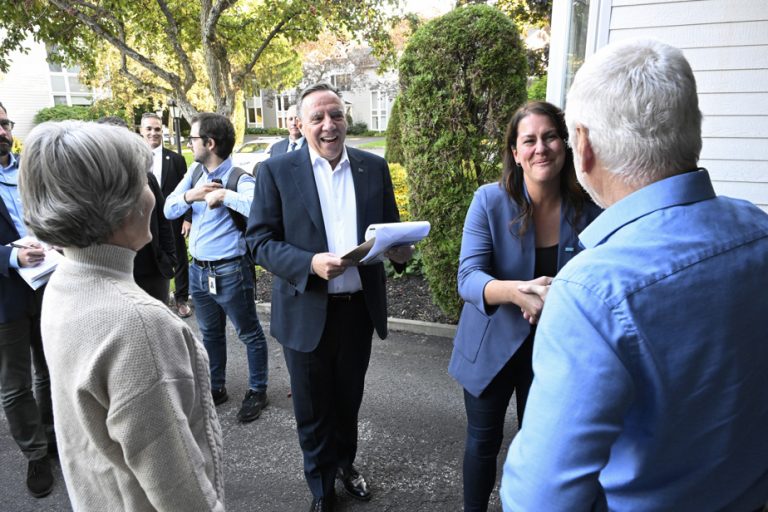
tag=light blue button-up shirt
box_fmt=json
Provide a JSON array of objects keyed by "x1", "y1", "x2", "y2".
[
  {"x1": 501, "y1": 170, "x2": 768, "y2": 511},
  {"x1": 1, "y1": 153, "x2": 25, "y2": 269},
  {"x1": 164, "y1": 157, "x2": 254, "y2": 261}
]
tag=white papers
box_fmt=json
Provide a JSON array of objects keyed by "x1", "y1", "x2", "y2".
[
  {"x1": 342, "y1": 221, "x2": 430, "y2": 265},
  {"x1": 9, "y1": 237, "x2": 63, "y2": 290}
]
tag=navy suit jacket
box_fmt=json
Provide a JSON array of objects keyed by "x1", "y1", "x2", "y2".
[
  {"x1": 159, "y1": 147, "x2": 188, "y2": 199},
  {"x1": 448, "y1": 183, "x2": 602, "y2": 397},
  {"x1": 246, "y1": 145, "x2": 401, "y2": 352},
  {"x1": 268, "y1": 138, "x2": 290, "y2": 157},
  {"x1": 1, "y1": 179, "x2": 35, "y2": 324}
]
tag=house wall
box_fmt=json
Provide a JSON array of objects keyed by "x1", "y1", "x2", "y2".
[
  {"x1": 549, "y1": 0, "x2": 768, "y2": 211},
  {"x1": 0, "y1": 40, "x2": 56, "y2": 140}
]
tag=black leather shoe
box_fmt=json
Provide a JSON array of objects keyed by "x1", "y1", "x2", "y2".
[
  {"x1": 337, "y1": 465, "x2": 371, "y2": 501},
  {"x1": 309, "y1": 496, "x2": 335, "y2": 511},
  {"x1": 27, "y1": 457, "x2": 53, "y2": 498},
  {"x1": 211, "y1": 386, "x2": 228, "y2": 406}
]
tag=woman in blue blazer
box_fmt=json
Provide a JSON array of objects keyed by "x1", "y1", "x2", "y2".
[{"x1": 449, "y1": 102, "x2": 601, "y2": 511}]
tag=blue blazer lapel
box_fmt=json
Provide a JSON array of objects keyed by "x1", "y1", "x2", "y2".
[
  {"x1": 348, "y1": 148, "x2": 369, "y2": 244},
  {"x1": 290, "y1": 146, "x2": 327, "y2": 246}
]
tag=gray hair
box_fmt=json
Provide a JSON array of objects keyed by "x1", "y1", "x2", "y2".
[
  {"x1": 19, "y1": 121, "x2": 150, "y2": 248},
  {"x1": 296, "y1": 82, "x2": 342, "y2": 119},
  {"x1": 565, "y1": 38, "x2": 702, "y2": 187}
]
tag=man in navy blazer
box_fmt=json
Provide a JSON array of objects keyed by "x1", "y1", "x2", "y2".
[
  {"x1": 268, "y1": 105, "x2": 304, "y2": 156},
  {"x1": 247, "y1": 83, "x2": 411, "y2": 512},
  {"x1": 0, "y1": 102, "x2": 54, "y2": 497},
  {"x1": 140, "y1": 113, "x2": 192, "y2": 316}
]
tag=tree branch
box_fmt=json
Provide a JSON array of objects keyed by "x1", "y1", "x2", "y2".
[
  {"x1": 155, "y1": 0, "x2": 196, "y2": 91},
  {"x1": 48, "y1": 0, "x2": 183, "y2": 90},
  {"x1": 234, "y1": 13, "x2": 294, "y2": 85}
]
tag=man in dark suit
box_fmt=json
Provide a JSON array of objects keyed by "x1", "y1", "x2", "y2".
[
  {"x1": 268, "y1": 104, "x2": 304, "y2": 156},
  {"x1": 247, "y1": 83, "x2": 412, "y2": 512},
  {"x1": 0, "y1": 101, "x2": 54, "y2": 497},
  {"x1": 140, "y1": 113, "x2": 192, "y2": 317}
]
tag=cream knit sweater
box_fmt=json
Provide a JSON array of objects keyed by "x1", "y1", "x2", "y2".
[{"x1": 41, "y1": 244, "x2": 225, "y2": 511}]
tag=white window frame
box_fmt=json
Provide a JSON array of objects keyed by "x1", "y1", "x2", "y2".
[
  {"x1": 370, "y1": 90, "x2": 389, "y2": 132},
  {"x1": 275, "y1": 93, "x2": 293, "y2": 129}
]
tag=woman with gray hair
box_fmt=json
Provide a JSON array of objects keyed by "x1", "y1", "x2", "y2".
[{"x1": 19, "y1": 121, "x2": 225, "y2": 511}]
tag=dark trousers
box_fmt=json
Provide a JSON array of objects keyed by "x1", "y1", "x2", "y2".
[
  {"x1": 283, "y1": 292, "x2": 374, "y2": 499},
  {"x1": 135, "y1": 274, "x2": 170, "y2": 303},
  {"x1": 171, "y1": 218, "x2": 189, "y2": 302},
  {"x1": 462, "y1": 333, "x2": 534, "y2": 512},
  {"x1": 0, "y1": 287, "x2": 52, "y2": 461}
]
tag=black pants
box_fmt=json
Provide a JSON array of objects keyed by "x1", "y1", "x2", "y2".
[
  {"x1": 462, "y1": 333, "x2": 534, "y2": 512},
  {"x1": 283, "y1": 292, "x2": 374, "y2": 499},
  {"x1": 171, "y1": 218, "x2": 189, "y2": 302}
]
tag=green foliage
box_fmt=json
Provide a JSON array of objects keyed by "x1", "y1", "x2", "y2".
[
  {"x1": 384, "y1": 96, "x2": 404, "y2": 164},
  {"x1": 347, "y1": 121, "x2": 369, "y2": 135},
  {"x1": 527, "y1": 75, "x2": 547, "y2": 101},
  {"x1": 384, "y1": 248, "x2": 423, "y2": 279},
  {"x1": 398, "y1": 4, "x2": 528, "y2": 321},
  {"x1": 33, "y1": 101, "x2": 129, "y2": 125},
  {"x1": 245, "y1": 127, "x2": 289, "y2": 136}
]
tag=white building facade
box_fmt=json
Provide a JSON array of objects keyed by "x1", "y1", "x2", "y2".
[{"x1": 548, "y1": 0, "x2": 768, "y2": 211}]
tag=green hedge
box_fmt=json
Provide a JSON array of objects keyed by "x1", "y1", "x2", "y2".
[
  {"x1": 384, "y1": 97, "x2": 403, "y2": 164},
  {"x1": 34, "y1": 104, "x2": 128, "y2": 124},
  {"x1": 398, "y1": 4, "x2": 528, "y2": 321}
]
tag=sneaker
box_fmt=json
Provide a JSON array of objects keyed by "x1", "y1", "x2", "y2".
[
  {"x1": 237, "y1": 390, "x2": 268, "y2": 423},
  {"x1": 27, "y1": 457, "x2": 53, "y2": 498},
  {"x1": 211, "y1": 386, "x2": 228, "y2": 406}
]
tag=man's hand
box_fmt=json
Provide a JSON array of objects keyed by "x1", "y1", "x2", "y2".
[
  {"x1": 311, "y1": 252, "x2": 351, "y2": 281},
  {"x1": 181, "y1": 220, "x2": 192, "y2": 237},
  {"x1": 517, "y1": 276, "x2": 553, "y2": 324},
  {"x1": 185, "y1": 181, "x2": 222, "y2": 203},
  {"x1": 385, "y1": 244, "x2": 415, "y2": 265},
  {"x1": 204, "y1": 189, "x2": 228, "y2": 208},
  {"x1": 18, "y1": 245, "x2": 46, "y2": 268}
]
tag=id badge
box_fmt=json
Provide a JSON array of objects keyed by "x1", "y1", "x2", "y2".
[{"x1": 208, "y1": 274, "x2": 217, "y2": 295}]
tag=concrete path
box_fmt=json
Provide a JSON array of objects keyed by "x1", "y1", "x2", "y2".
[{"x1": 0, "y1": 310, "x2": 518, "y2": 511}]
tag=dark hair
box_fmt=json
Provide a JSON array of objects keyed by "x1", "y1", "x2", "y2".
[
  {"x1": 501, "y1": 101, "x2": 589, "y2": 235},
  {"x1": 296, "y1": 82, "x2": 341, "y2": 119},
  {"x1": 191, "y1": 113, "x2": 235, "y2": 159},
  {"x1": 96, "y1": 116, "x2": 128, "y2": 128}
]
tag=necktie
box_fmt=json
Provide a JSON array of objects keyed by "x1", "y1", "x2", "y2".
[{"x1": 289, "y1": 142, "x2": 297, "y2": 152}]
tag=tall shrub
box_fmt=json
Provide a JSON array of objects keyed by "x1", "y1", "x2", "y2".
[
  {"x1": 398, "y1": 4, "x2": 528, "y2": 321},
  {"x1": 384, "y1": 96, "x2": 404, "y2": 164}
]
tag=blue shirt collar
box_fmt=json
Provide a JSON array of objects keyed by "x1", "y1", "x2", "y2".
[
  {"x1": 580, "y1": 169, "x2": 716, "y2": 248},
  {"x1": 204, "y1": 157, "x2": 233, "y2": 179},
  {"x1": 1, "y1": 152, "x2": 18, "y2": 173}
]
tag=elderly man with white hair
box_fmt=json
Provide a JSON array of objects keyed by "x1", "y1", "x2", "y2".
[{"x1": 500, "y1": 39, "x2": 768, "y2": 511}]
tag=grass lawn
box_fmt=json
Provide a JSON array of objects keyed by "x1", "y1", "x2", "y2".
[{"x1": 357, "y1": 139, "x2": 387, "y2": 149}]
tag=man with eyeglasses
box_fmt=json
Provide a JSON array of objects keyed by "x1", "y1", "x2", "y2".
[
  {"x1": 0, "y1": 102, "x2": 55, "y2": 497},
  {"x1": 164, "y1": 113, "x2": 269, "y2": 424},
  {"x1": 140, "y1": 112, "x2": 193, "y2": 318}
]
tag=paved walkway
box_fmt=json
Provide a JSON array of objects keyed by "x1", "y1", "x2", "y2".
[{"x1": 0, "y1": 312, "x2": 517, "y2": 512}]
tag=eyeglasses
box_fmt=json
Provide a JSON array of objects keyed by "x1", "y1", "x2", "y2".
[
  {"x1": 187, "y1": 136, "x2": 206, "y2": 143},
  {"x1": 0, "y1": 119, "x2": 15, "y2": 131}
]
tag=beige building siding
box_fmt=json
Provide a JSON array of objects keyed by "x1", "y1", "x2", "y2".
[
  {"x1": 0, "y1": 40, "x2": 56, "y2": 141},
  {"x1": 549, "y1": 0, "x2": 768, "y2": 212}
]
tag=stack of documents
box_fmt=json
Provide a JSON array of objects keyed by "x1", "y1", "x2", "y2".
[
  {"x1": 342, "y1": 221, "x2": 430, "y2": 265},
  {"x1": 9, "y1": 237, "x2": 63, "y2": 290}
]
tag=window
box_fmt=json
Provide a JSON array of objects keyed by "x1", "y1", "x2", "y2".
[
  {"x1": 370, "y1": 91, "x2": 389, "y2": 132},
  {"x1": 330, "y1": 73, "x2": 352, "y2": 91},
  {"x1": 275, "y1": 93, "x2": 294, "y2": 129},
  {"x1": 46, "y1": 46, "x2": 92, "y2": 106},
  {"x1": 246, "y1": 91, "x2": 264, "y2": 128},
  {"x1": 563, "y1": 0, "x2": 591, "y2": 99}
]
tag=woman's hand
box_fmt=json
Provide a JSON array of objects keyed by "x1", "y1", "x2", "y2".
[{"x1": 517, "y1": 276, "x2": 553, "y2": 324}]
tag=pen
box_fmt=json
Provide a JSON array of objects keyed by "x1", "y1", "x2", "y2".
[{"x1": 10, "y1": 242, "x2": 46, "y2": 250}]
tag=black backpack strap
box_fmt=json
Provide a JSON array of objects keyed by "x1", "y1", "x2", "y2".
[{"x1": 224, "y1": 167, "x2": 248, "y2": 233}]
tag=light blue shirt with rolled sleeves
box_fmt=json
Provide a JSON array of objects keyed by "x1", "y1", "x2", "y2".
[
  {"x1": 0, "y1": 153, "x2": 25, "y2": 269},
  {"x1": 501, "y1": 170, "x2": 768, "y2": 511},
  {"x1": 163, "y1": 157, "x2": 254, "y2": 261}
]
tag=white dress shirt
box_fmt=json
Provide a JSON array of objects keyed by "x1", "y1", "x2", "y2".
[
  {"x1": 309, "y1": 146, "x2": 361, "y2": 294},
  {"x1": 151, "y1": 145, "x2": 163, "y2": 186}
]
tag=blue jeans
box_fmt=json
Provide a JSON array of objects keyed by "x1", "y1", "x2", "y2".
[{"x1": 190, "y1": 257, "x2": 268, "y2": 392}]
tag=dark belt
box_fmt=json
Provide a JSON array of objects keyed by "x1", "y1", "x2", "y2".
[
  {"x1": 327, "y1": 291, "x2": 364, "y2": 302},
  {"x1": 192, "y1": 256, "x2": 241, "y2": 269}
]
